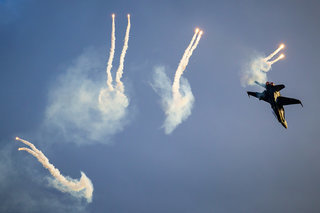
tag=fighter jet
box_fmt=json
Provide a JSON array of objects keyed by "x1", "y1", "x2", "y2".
[{"x1": 247, "y1": 81, "x2": 302, "y2": 128}]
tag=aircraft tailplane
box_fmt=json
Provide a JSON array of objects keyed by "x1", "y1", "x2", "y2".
[{"x1": 277, "y1": 96, "x2": 303, "y2": 107}]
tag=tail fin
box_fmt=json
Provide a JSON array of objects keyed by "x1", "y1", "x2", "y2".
[
  {"x1": 274, "y1": 84, "x2": 285, "y2": 91},
  {"x1": 247, "y1": 91, "x2": 258, "y2": 98}
]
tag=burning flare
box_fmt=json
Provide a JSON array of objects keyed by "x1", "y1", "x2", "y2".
[
  {"x1": 241, "y1": 43, "x2": 286, "y2": 87},
  {"x1": 264, "y1": 43, "x2": 286, "y2": 64},
  {"x1": 269, "y1": 53, "x2": 285, "y2": 65}
]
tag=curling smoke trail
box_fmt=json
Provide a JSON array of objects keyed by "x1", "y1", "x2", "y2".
[
  {"x1": 172, "y1": 29, "x2": 198, "y2": 97},
  {"x1": 45, "y1": 14, "x2": 131, "y2": 144},
  {"x1": 115, "y1": 14, "x2": 131, "y2": 93},
  {"x1": 15, "y1": 137, "x2": 94, "y2": 202},
  {"x1": 97, "y1": 13, "x2": 130, "y2": 131},
  {"x1": 241, "y1": 43, "x2": 285, "y2": 86},
  {"x1": 172, "y1": 29, "x2": 202, "y2": 97},
  {"x1": 153, "y1": 29, "x2": 202, "y2": 134},
  {"x1": 106, "y1": 14, "x2": 116, "y2": 90}
]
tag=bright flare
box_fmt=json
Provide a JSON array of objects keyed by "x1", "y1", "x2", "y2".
[
  {"x1": 240, "y1": 43, "x2": 287, "y2": 87},
  {"x1": 182, "y1": 29, "x2": 203, "y2": 76},
  {"x1": 269, "y1": 53, "x2": 285, "y2": 65},
  {"x1": 163, "y1": 28, "x2": 202, "y2": 134},
  {"x1": 264, "y1": 43, "x2": 285, "y2": 62}
]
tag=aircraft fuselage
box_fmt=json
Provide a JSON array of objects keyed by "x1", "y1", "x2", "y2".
[{"x1": 259, "y1": 85, "x2": 287, "y2": 128}]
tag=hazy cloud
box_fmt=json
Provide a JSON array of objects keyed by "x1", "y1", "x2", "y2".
[{"x1": 44, "y1": 48, "x2": 130, "y2": 144}]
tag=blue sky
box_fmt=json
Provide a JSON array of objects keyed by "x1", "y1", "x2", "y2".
[{"x1": 1, "y1": 0, "x2": 320, "y2": 212}]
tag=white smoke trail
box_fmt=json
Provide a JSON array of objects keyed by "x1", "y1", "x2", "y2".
[
  {"x1": 45, "y1": 14, "x2": 132, "y2": 145},
  {"x1": 15, "y1": 137, "x2": 94, "y2": 203},
  {"x1": 269, "y1": 54, "x2": 285, "y2": 65},
  {"x1": 172, "y1": 29, "x2": 200, "y2": 97},
  {"x1": 97, "y1": 13, "x2": 130, "y2": 133},
  {"x1": 184, "y1": 31, "x2": 203, "y2": 66},
  {"x1": 106, "y1": 14, "x2": 116, "y2": 90},
  {"x1": 153, "y1": 29, "x2": 202, "y2": 134},
  {"x1": 241, "y1": 44, "x2": 285, "y2": 87},
  {"x1": 0, "y1": 144, "x2": 88, "y2": 212},
  {"x1": 115, "y1": 14, "x2": 131, "y2": 93},
  {"x1": 264, "y1": 44, "x2": 284, "y2": 61}
]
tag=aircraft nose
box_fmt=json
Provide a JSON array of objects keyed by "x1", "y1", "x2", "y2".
[{"x1": 282, "y1": 121, "x2": 288, "y2": 129}]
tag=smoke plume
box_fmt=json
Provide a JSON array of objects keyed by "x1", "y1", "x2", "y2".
[
  {"x1": 115, "y1": 14, "x2": 131, "y2": 92},
  {"x1": 15, "y1": 137, "x2": 94, "y2": 202},
  {"x1": 45, "y1": 14, "x2": 131, "y2": 144},
  {"x1": 106, "y1": 14, "x2": 116, "y2": 90},
  {"x1": 152, "y1": 29, "x2": 202, "y2": 134},
  {"x1": 241, "y1": 44, "x2": 285, "y2": 87}
]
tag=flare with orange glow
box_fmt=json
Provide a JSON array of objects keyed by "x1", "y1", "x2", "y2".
[
  {"x1": 264, "y1": 43, "x2": 285, "y2": 61},
  {"x1": 269, "y1": 53, "x2": 285, "y2": 65},
  {"x1": 241, "y1": 43, "x2": 286, "y2": 87}
]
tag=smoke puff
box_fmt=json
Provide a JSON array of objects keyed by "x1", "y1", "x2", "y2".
[
  {"x1": 241, "y1": 56, "x2": 272, "y2": 87},
  {"x1": 152, "y1": 66, "x2": 194, "y2": 134},
  {"x1": 45, "y1": 49, "x2": 129, "y2": 144}
]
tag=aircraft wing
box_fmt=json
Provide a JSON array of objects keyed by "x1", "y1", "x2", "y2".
[
  {"x1": 274, "y1": 84, "x2": 285, "y2": 91},
  {"x1": 247, "y1": 91, "x2": 268, "y2": 102},
  {"x1": 277, "y1": 96, "x2": 303, "y2": 107}
]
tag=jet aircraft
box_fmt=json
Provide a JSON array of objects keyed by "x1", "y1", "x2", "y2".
[{"x1": 247, "y1": 81, "x2": 302, "y2": 128}]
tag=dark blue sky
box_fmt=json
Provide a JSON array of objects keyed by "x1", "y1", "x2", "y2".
[{"x1": 1, "y1": 0, "x2": 320, "y2": 212}]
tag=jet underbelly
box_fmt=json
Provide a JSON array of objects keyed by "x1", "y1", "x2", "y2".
[
  {"x1": 277, "y1": 106, "x2": 287, "y2": 128},
  {"x1": 274, "y1": 91, "x2": 281, "y2": 102}
]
